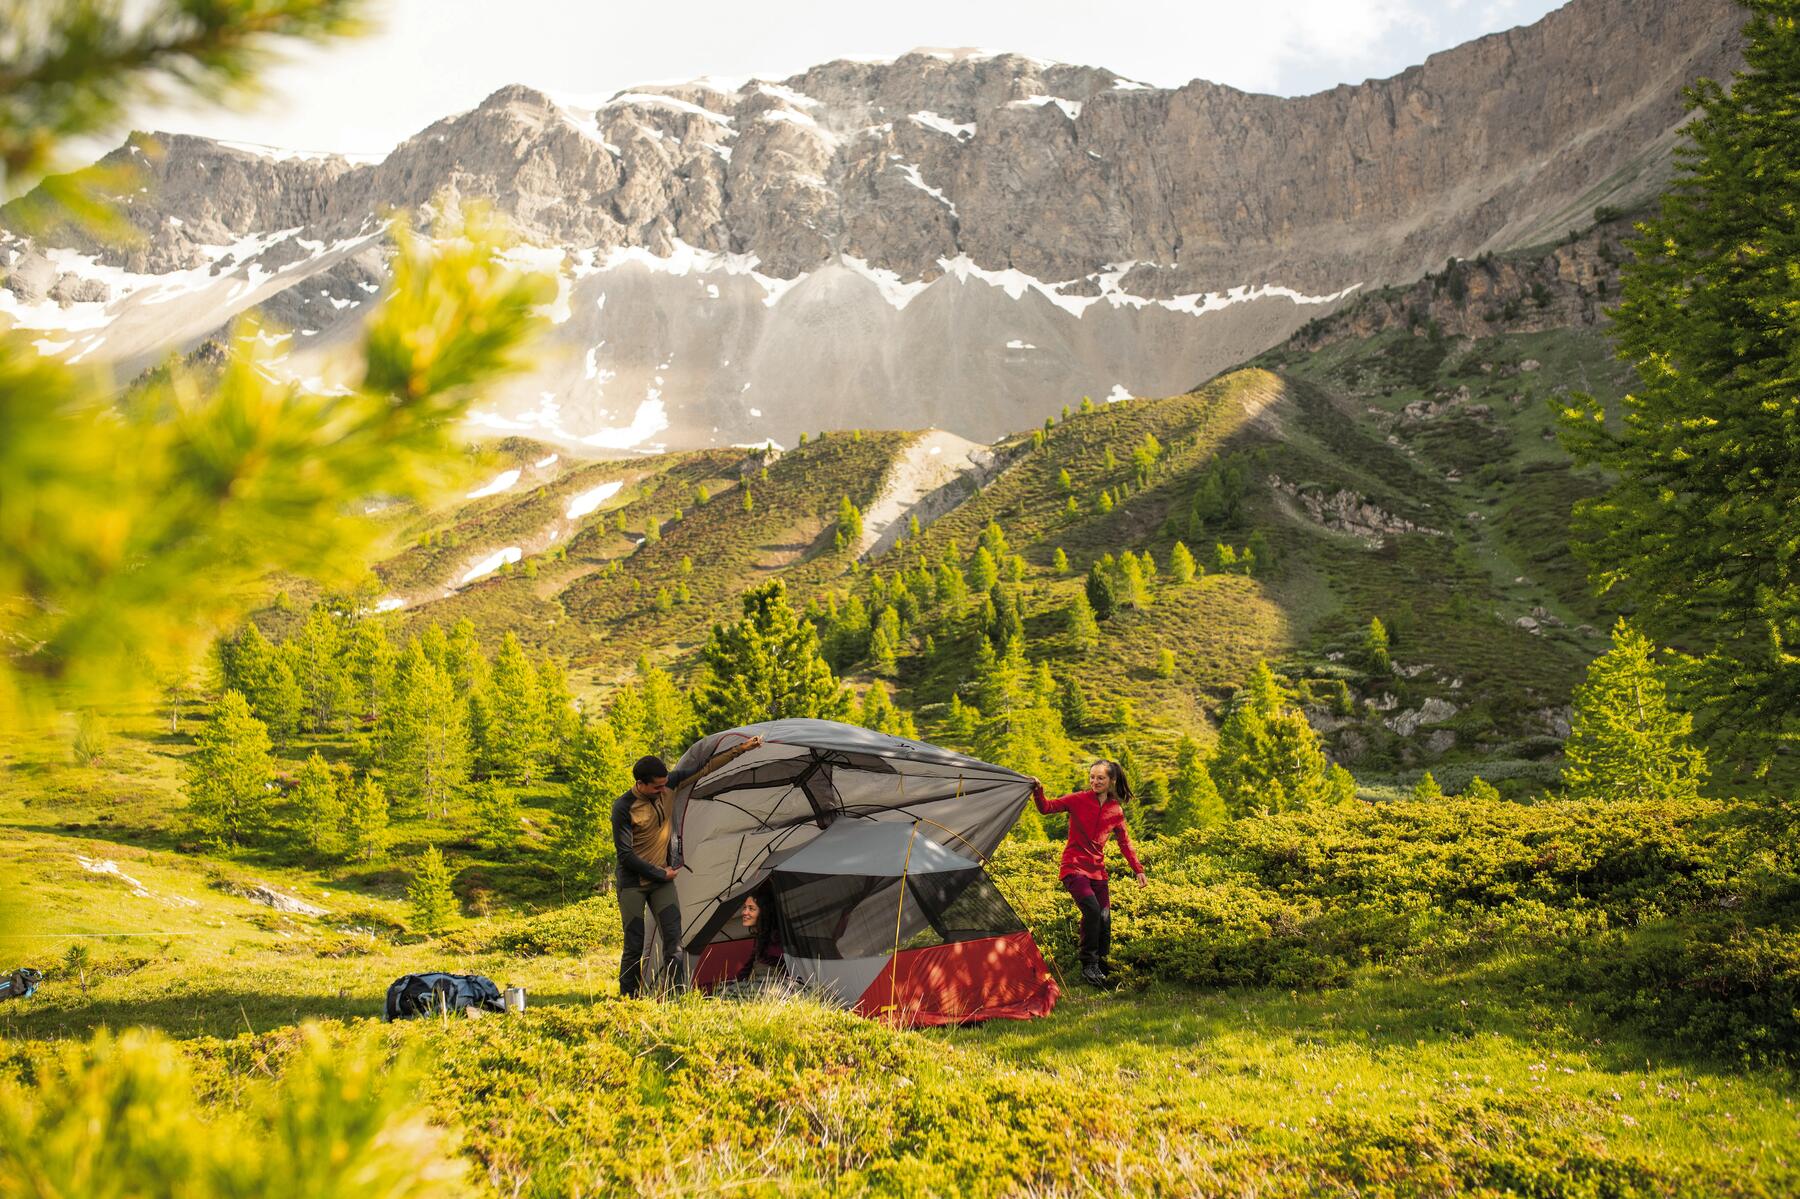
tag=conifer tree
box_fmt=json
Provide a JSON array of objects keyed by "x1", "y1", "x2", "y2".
[
  {"x1": 636, "y1": 655, "x2": 693, "y2": 758},
  {"x1": 1411, "y1": 771, "x2": 1444, "y2": 802},
  {"x1": 290, "y1": 606, "x2": 351, "y2": 733},
  {"x1": 1067, "y1": 591, "x2": 1100, "y2": 651},
  {"x1": 741, "y1": 488, "x2": 754, "y2": 513},
  {"x1": 296, "y1": 751, "x2": 345, "y2": 857},
  {"x1": 443, "y1": 619, "x2": 488, "y2": 697},
  {"x1": 1165, "y1": 735, "x2": 1225, "y2": 833},
  {"x1": 1213, "y1": 542, "x2": 1237, "y2": 571},
  {"x1": 1170, "y1": 541, "x2": 1197, "y2": 585},
  {"x1": 225, "y1": 623, "x2": 303, "y2": 742},
  {"x1": 1057, "y1": 468, "x2": 1073, "y2": 492},
  {"x1": 1562, "y1": 620, "x2": 1709, "y2": 803},
  {"x1": 184, "y1": 691, "x2": 272, "y2": 847},
  {"x1": 345, "y1": 776, "x2": 391, "y2": 863},
  {"x1": 557, "y1": 719, "x2": 626, "y2": 891},
  {"x1": 407, "y1": 845, "x2": 458, "y2": 933},
  {"x1": 380, "y1": 646, "x2": 469, "y2": 817},
  {"x1": 1097, "y1": 491, "x2": 1115, "y2": 515},
  {"x1": 1247, "y1": 529, "x2": 1272, "y2": 572},
  {"x1": 345, "y1": 620, "x2": 397, "y2": 725},
  {"x1": 1323, "y1": 764, "x2": 1359, "y2": 807},
  {"x1": 1156, "y1": 649, "x2": 1177, "y2": 679},
  {"x1": 472, "y1": 777, "x2": 521, "y2": 852},
  {"x1": 1558, "y1": 4, "x2": 1800, "y2": 760},
  {"x1": 1132, "y1": 433, "x2": 1163, "y2": 485},
  {"x1": 1364, "y1": 617, "x2": 1392, "y2": 674},
  {"x1": 1057, "y1": 675, "x2": 1090, "y2": 730},
  {"x1": 968, "y1": 547, "x2": 999, "y2": 591},
  {"x1": 1118, "y1": 552, "x2": 1150, "y2": 609},
  {"x1": 945, "y1": 692, "x2": 979, "y2": 740},
  {"x1": 694, "y1": 581, "x2": 849, "y2": 728},
  {"x1": 1053, "y1": 547, "x2": 1070, "y2": 573},
  {"x1": 1085, "y1": 564, "x2": 1119, "y2": 620},
  {"x1": 1137, "y1": 773, "x2": 1170, "y2": 830},
  {"x1": 486, "y1": 633, "x2": 546, "y2": 783},
  {"x1": 1208, "y1": 662, "x2": 1333, "y2": 817},
  {"x1": 1463, "y1": 776, "x2": 1502, "y2": 802},
  {"x1": 1064, "y1": 496, "x2": 1080, "y2": 518},
  {"x1": 537, "y1": 654, "x2": 581, "y2": 769}
]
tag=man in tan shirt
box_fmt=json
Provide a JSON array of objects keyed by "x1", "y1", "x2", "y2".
[{"x1": 612, "y1": 739, "x2": 760, "y2": 997}]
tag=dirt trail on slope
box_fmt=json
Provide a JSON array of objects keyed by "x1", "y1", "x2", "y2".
[{"x1": 857, "y1": 429, "x2": 994, "y2": 559}]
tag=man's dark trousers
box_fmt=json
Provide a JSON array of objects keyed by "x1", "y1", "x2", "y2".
[{"x1": 619, "y1": 880, "x2": 685, "y2": 997}]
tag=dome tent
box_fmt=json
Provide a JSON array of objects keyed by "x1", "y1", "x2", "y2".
[{"x1": 663, "y1": 719, "x2": 1059, "y2": 1025}]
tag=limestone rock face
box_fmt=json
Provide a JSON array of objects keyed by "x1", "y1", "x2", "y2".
[{"x1": 0, "y1": 0, "x2": 1745, "y2": 449}]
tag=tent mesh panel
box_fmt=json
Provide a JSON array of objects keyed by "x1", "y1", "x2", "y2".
[{"x1": 771, "y1": 868, "x2": 1023, "y2": 960}]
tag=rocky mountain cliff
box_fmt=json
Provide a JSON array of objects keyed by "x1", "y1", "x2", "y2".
[{"x1": 0, "y1": 0, "x2": 1743, "y2": 449}]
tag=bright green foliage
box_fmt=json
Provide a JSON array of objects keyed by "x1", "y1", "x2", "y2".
[
  {"x1": 1103, "y1": 446, "x2": 1118, "y2": 472},
  {"x1": 1364, "y1": 617, "x2": 1392, "y2": 673},
  {"x1": 1131, "y1": 432, "x2": 1163, "y2": 485},
  {"x1": 1080, "y1": 395, "x2": 1095, "y2": 413},
  {"x1": 1170, "y1": 541, "x2": 1197, "y2": 584},
  {"x1": 472, "y1": 777, "x2": 520, "y2": 852},
  {"x1": 972, "y1": 641, "x2": 1084, "y2": 792},
  {"x1": 1557, "y1": 6, "x2": 1800, "y2": 761},
  {"x1": 407, "y1": 845, "x2": 458, "y2": 932},
  {"x1": 1084, "y1": 564, "x2": 1118, "y2": 621},
  {"x1": 0, "y1": 203, "x2": 553, "y2": 724},
  {"x1": 1411, "y1": 771, "x2": 1445, "y2": 802},
  {"x1": 1213, "y1": 542, "x2": 1237, "y2": 571},
  {"x1": 635, "y1": 655, "x2": 694, "y2": 759},
  {"x1": 290, "y1": 606, "x2": 351, "y2": 733},
  {"x1": 1066, "y1": 591, "x2": 1099, "y2": 651},
  {"x1": 1562, "y1": 620, "x2": 1709, "y2": 803},
  {"x1": 1463, "y1": 776, "x2": 1503, "y2": 802},
  {"x1": 1323, "y1": 764, "x2": 1358, "y2": 807},
  {"x1": 694, "y1": 581, "x2": 849, "y2": 729},
  {"x1": 967, "y1": 547, "x2": 999, "y2": 591},
  {"x1": 558, "y1": 720, "x2": 625, "y2": 890},
  {"x1": 856, "y1": 681, "x2": 916, "y2": 738},
  {"x1": 344, "y1": 776, "x2": 390, "y2": 862},
  {"x1": 0, "y1": 1027, "x2": 467, "y2": 1199},
  {"x1": 1055, "y1": 674, "x2": 1089, "y2": 730},
  {"x1": 1209, "y1": 662, "x2": 1333, "y2": 817},
  {"x1": 1097, "y1": 491, "x2": 1115, "y2": 515},
  {"x1": 486, "y1": 633, "x2": 546, "y2": 783},
  {"x1": 1057, "y1": 468, "x2": 1072, "y2": 492},
  {"x1": 537, "y1": 655, "x2": 580, "y2": 769},
  {"x1": 1118, "y1": 551, "x2": 1150, "y2": 609},
  {"x1": 222, "y1": 623, "x2": 302, "y2": 742},
  {"x1": 741, "y1": 488, "x2": 754, "y2": 513},
  {"x1": 183, "y1": 691, "x2": 271, "y2": 847},
  {"x1": 945, "y1": 692, "x2": 978, "y2": 740},
  {"x1": 345, "y1": 620, "x2": 396, "y2": 724},
  {"x1": 296, "y1": 752, "x2": 344, "y2": 857},
  {"x1": 1063, "y1": 495, "x2": 1080, "y2": 517},
  {"x1": 1052, "y1": 547, "x2": 1070, "y2": 573},
  {"x1": 1165, "y1": 736, "x2": 1225, "y2": 833},
  {"x1": 379, "y1": 646, "x2": 469, "y2": 816},
  {"x1": 1155, "y1": 649, "x2": 1177, "y2": 679},
  {"x1": 869, "y1": 620, "x2": 899, "y2": 676},
  {"x1": 1247, "y1": 529, "x2": 1272, "y2": 573}
]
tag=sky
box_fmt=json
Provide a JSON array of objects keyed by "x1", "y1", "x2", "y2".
[{"x1": 123, "y1": 0, "x2": 1569, "y2": 157}]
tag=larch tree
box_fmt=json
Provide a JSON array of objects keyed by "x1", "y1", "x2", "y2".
[
  {"x1": 184, "y1": 691, "x2": 273, "y2": 848},
  {"x1": 1562, "y1": 620, "x2": 1709, "y2": 803},
  {"x1": 693, "y1": 581, "x2": 850, "y2": 729}
]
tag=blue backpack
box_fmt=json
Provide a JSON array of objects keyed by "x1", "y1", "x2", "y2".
[
  {"x1": 0, "y1": 968, "x2": 42, "y2": 1001},
  {"x1": 383, "y1": 972, "x2": 504, "y2": 1021}
]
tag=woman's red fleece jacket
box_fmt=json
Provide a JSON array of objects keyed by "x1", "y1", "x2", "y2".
[{"x1": 1034, "y1": 787, "x2": 1143, "y2": 881}]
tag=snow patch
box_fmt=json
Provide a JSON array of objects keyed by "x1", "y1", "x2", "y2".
[
  {"x1": 893, "y1": 163, "x2": 957, "y2": 216},
  {"x1": 1009, "y1": 95, "x2": 1083, "y2": 120},
  {"x1": 565, "y1": 480, "x2": 624, "y2": 519},
  {"x1": 466, "y1": 468, "x2": 521, "y2": 499},
  {"x1": 1107, "y1": 384, "x2": 1133, "y2": 403},
  {"x1": 578, "y1": 397, "x2": 669, "y2": 450},
  {"x1": 910, "y1": 111, "x2": 976, "y2": 139},
  {"x1": 534, "y1": 454, "x2": 560, "y2": 468},
  {"x1": 459, "y1": 547, "x2": 522, "y2": 585}
]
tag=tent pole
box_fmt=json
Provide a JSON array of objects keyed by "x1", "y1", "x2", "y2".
[{"x1": 883, "y1": 823, "x2": 918, "y2": 1021}]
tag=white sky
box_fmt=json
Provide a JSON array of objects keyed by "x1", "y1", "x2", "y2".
[{"x1": 123, "y1": 0, "x2": 1568, "y2": 157}]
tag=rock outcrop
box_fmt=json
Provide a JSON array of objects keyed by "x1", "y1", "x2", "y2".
[{"x1": 0, "y1": 0, "x2": 1745, "y2": 449}]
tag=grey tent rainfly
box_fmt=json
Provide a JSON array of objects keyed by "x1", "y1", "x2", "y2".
[{"x1": 658, "y1": 719, "x2": 1060, "y2": 1025}]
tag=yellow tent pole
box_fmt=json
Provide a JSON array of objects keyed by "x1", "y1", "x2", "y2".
[{"x1": 883, "y1": 822, "x2": 918, "y2": 1018}]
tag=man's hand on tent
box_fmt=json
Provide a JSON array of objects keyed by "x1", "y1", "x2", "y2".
[{"x1": 664, "y1": 866, "x2": 680, "y2": 881}]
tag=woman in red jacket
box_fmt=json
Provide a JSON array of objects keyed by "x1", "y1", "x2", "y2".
[{"x1": 1033, "y1": 760, "x2": 1147, "y2": 986}]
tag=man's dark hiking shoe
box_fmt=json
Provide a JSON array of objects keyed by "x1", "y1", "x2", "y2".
[{"x1": 1080, "y1": 963, "x2": 1108, "y2": 987}]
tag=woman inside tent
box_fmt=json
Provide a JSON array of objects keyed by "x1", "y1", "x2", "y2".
[
  {"x1": 1033, "y1": 761, "x2": 1146, "y2": 986},
  {"x1": 716, "y1": 885, "x2": 788, "y2": 997}
]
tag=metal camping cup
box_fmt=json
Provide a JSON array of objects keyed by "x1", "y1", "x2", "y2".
[{"x1": 503, "y1": 986, "x2": 526, "y2": 1012}]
